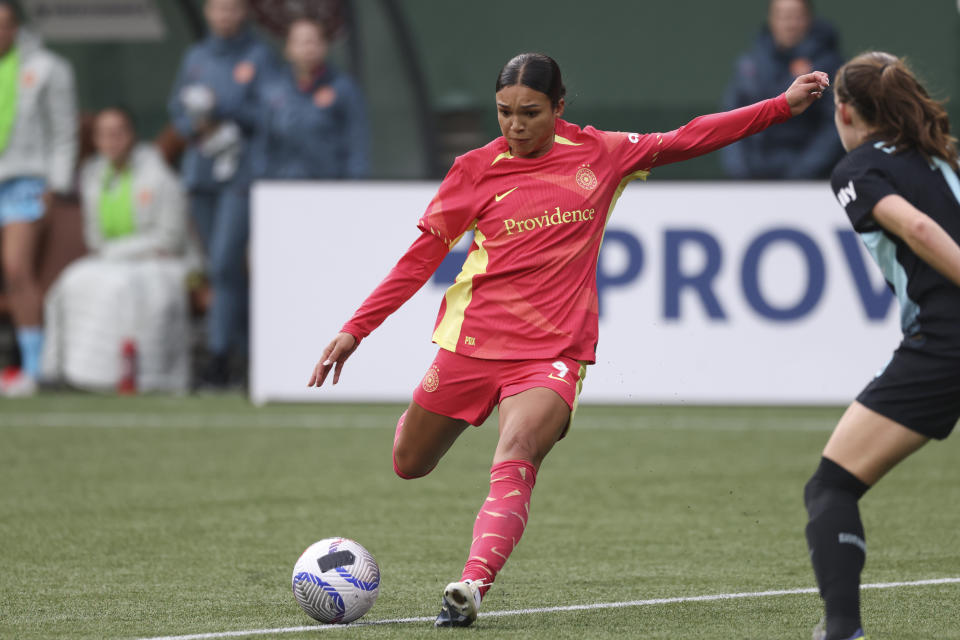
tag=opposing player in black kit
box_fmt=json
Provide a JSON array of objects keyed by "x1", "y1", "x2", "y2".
[{"x1": 804, "y1": 52, "x2": 960, "y2": 640}]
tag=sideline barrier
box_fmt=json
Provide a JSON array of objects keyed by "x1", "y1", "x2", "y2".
[{"x1": 251, "y1": 181, "x2": 899, "y2": 405}]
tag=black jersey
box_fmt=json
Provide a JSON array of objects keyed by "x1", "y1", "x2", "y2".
[{"x1": 831, "y1": 140, "x2": 960, "y2": 353}]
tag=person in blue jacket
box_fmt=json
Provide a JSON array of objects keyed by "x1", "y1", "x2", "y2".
[
  {"x1": 721, "y1": 0, "x2": 844, "y2": 179},
  {"x1": 253, "y1": 16, "x2": 369, "y2": 180},
  {"x1": 168, "y1": 0, "x2": 277, "y2": 387}
]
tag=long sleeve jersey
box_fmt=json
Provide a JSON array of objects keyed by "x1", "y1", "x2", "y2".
[{"x1": 343, "y1": 95, "x2": 792, "y2": 363}]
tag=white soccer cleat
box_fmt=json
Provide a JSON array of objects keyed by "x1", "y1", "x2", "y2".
[{"x1": 434, "y1": 579, "x2": 483, "y2": 627}]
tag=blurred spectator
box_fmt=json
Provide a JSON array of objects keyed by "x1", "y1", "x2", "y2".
[
  {"x1": 721, "y1": 0, "x2": 844, "y2": 179},
  {"x1": 253, "y1": 16, "x2": 369, "y2": 179},
  {"x1": 42, "y1": 108, "x2": 194, "y2": 393},
  {"x1": 168, "y1": 0, "x2": 276, "y2": 388},
  {"x1": 0, "y1": 1, "x2": 76, "y2": 396}
]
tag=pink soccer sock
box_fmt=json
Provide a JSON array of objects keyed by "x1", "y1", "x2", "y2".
[{"x1": 461, "y1": 459, "x2": 537, "y2": 598}]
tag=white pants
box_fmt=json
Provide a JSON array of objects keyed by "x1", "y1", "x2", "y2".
[{"x1": 42, "y1": 256, "x2": 191, "y2": 392}]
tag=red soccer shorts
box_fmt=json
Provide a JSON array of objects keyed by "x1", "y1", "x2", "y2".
[{"x1": 412, "y1": 348, "x2": 587, "y2": 430}]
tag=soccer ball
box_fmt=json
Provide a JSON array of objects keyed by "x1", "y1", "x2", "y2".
[{"x1": 291, "y1": 537, "x2": 380, "y2": 624}]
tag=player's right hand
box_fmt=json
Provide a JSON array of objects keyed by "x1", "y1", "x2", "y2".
[
  {"x1": 308, "y1": 332, "x2": 358, "y2": 387},
  {"x1": 785, "y1": 70, "x2": 830, "y2": 116}
]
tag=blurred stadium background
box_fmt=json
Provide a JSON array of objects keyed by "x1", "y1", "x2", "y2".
[
  {"x1": 24, "y1": 0, "x2": 960, "y2": 180},
  {"x1": 2, "y1": 1, "x2": 960, "y2": 638}
]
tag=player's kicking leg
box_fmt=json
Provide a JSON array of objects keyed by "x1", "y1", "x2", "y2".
[
  {"x1": 391, "y1": 401, "x2": 469, "y2": 479},
  {"x1": 436, "y1": 387, "x2": 570, "y2": 627},
  {"x1": 390, "y1": 402, "x2": 482, "y2": 626}
]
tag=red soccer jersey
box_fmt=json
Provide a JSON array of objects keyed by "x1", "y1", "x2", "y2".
[{"x1": 343, "y1": 95, "x2": 792, "y2": 363}]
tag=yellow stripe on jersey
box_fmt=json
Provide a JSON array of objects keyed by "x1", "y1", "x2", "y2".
[
  {"x1": 591, "y1": 167, "x2": 650, "y2": 287},
  {"x1": 570, "y1": 361, "x2": 588, "y2": 421},
  {"x1": 604, "y1": 169, "x2": 650, "y2": 224},
  {"x1": 554, "y1": 134, "x2": 582, "y2": 147},
  {"x1": 433, "y1": 228, "x2": 490, "y2": 349},
  {"x1": 492, "y1": 134, "x2": 581, "y2": 166}
]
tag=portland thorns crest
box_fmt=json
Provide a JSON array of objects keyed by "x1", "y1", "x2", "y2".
[
  {"x1": 575, "y1": 165, "x2": 598, "y2": 191},
  {"x1": 421, "y1": 365, "x2": 440, "y2": 393}
]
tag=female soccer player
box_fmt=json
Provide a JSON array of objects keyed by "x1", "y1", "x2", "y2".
[
  {"x1": 309, "y1": 53, "x2": 828, "y2": 627},
  {"x1": 803, "y1": 52, "x2": 960, "y2": 640}
]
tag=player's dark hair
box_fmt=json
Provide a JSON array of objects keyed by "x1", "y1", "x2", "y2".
[
  {"x1": 496, "y1": 53, "x2": 566, "y2": 108},
  {"x1": 836, "y1": 51, "x2": 958, "y2": 170}
]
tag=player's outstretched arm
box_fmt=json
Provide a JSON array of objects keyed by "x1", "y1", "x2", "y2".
[
  {"x1": 306, "y1": 231, "x2": 450, "y2": 389},
  {"x1": 783, "y1": 71, "x2": 830, "y2": 117},
  {"x1": 308, "y1": 332, "x2": 358, "y2": 387},
  {"x1": 645, "y1": 71, "x2": 830, "y2": 168},
  {"x1": 873, "y1": 194, "x2": 960, "y2": 288}
]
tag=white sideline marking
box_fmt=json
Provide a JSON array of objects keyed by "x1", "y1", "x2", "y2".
[
  {"x1": 136, "y1": 576, "x2": 960, "y2": 640},
  {"x1": 0, "y1": 412, "x2": 834, "y2": 432}
]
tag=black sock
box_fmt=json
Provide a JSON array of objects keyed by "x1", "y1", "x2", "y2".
[{"x1": 804, "y1": 457, "x2": 870, "y2": 640}]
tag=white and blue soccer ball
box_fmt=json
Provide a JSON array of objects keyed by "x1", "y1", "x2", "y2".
[{"x1": 291, "y1": 537, "x2": 380, "y2": 624}]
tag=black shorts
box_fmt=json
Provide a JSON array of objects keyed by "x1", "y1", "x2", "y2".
[{"x1": 857, "y1": 340, "x2": 960, "y2": 440}]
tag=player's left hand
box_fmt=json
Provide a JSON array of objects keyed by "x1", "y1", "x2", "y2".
[
  {"x1": 307, "y1": 332, "x2": 358, "y2": 387},
  {"x1": 784, "y1": 71, "x2": 830, "y2": 116}
]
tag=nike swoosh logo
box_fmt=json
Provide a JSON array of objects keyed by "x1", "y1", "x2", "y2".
[{"x1": 494, "y1": 187, "x2": 519, "y2": 202}]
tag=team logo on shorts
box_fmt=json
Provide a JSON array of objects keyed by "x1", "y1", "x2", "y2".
[
  {"x1": 421, "y1": 364, "x2": 440, "y2": 393},
  {"x1": 575, "y1": 165, "x2": 598, "y2": 191}
]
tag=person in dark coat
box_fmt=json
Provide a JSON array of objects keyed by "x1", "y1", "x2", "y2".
[
  {"x1": 721, "y1": 0, "x2": 844, "y2": 179},
  {"x1": 253, "y1": 17, "x2": 369, "y2": 180},
  {"x1": 167, "y1": 0, "x2": 277, "y2": 387}
]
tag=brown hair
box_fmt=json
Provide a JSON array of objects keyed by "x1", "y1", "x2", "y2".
[
  {"x1": 836, "y1": 51, "x2": 957, "y2": 170},
  {"x1": 768, "y1": 0, "x2": 813, "y2": 14},
  {"x1": 286, "y1": 15, "x2": 329, "y2": 42}
]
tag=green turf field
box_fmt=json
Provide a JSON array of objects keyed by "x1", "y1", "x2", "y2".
[{"x1": 1, "y1": 396, "x2": 957, "y2": 639}]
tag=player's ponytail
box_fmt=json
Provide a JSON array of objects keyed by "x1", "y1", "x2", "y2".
[
  {"x1": 836, "y1": 51, "x2": 957, "y2": 170},
  {"x1": 496, "y1": 53, "x2": 566, "y2": 108}
]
